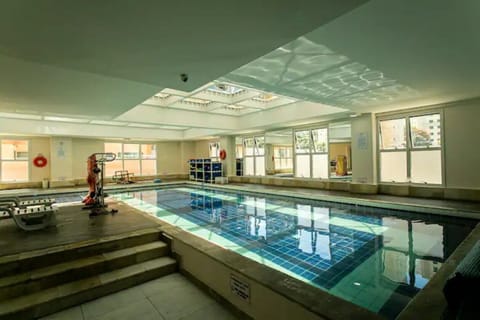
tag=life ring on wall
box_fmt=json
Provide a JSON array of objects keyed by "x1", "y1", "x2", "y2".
[
  {"x1": 219, "y1": 149, "x2": 227, "y2": 160},
  {"x1": 33, "y1": 155, "x2": 48, "y2": 168}
]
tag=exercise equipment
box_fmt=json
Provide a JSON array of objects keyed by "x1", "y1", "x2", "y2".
[
  {"x1": 82, "y1": 152, "x2": 118, "y2": 217},
  {"x1": 112, "y1": 170, "x2": 134, "y2": 184},
  {"x1": 0, "y1": 197, "x2": 57, "y2": 231}
]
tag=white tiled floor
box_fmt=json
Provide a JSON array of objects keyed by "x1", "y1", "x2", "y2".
[{"x1": 40, "y1": 273, "x2": 239, "y2": 320}]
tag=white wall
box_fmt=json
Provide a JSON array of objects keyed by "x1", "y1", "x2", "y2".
[
  {"x1": 194, "y1": 140, "x2": 211, "y2": 158},
  {"x1": 351, "y1": 113, "x2": 377, "y2": 184},
  {"x1": 30, "y1": 137, "x2": 51, "y2": 182},
  {"x1": 50, "y1": 137, "x2": 73, "y2": 181},
  {"x1": 444, "y1": 99, "x2": 480, "y2": 189},
  {"x1": 72, "y1": 138, "x2": 104, "y2": 178}
]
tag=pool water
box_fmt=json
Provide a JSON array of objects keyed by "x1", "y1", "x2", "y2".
[{"x1": 111, "y1": 186, "x2": 476, "y2": 319}]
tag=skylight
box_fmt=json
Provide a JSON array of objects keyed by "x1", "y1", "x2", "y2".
[
  {"x1": 207, "y1": 84, "x2": 244, "y2": 96},
  {"x1": 183, "y1": 97, "x2": 212, "y2": 106},
  {"x1": 153, "y1": 93, "x2": 170, "y2": 99},
  {"x1": 252, "y1": 93, "x2": 278, "y2": 102}
]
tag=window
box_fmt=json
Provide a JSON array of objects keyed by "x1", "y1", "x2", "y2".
[
  {"x1": 209, "y1": 142, "x2": 220, "y2": 161},
  {"x1": 274, "y1": 146, "x2": 293, "y2": 170},
  {"x1": 379, "y1": 118, "x2": 408, "y2": 182},
  {"x1": 379, "y1": 113, "x2": 442, "y2": 184},
  {"x1": 243, "y1": 135, "x2": 265, "y2": 176},
  {"x1": 409, "y1": 114, "x2": 442, "y2": 184},
  {"x1": 294, "y1": 128, "x2": 329, "y2": 178},
  {"x1": 1, "y1": 140, "x2": 29, "y2": 181},
  {"x1": 104, "y1": 143, "x2": 156, "y2": 177}
]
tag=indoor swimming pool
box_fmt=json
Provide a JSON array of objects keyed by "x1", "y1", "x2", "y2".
[{"x1": 100, "y1": 186, "x2": 477, "y2": 319}]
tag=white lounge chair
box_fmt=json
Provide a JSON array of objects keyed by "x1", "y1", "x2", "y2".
[
  {"x1": 0, "y1": 196, "x2": 56, "y2": 209},
  {"x1": 0, "y1": 200, "x2": 57, "y2": 231}
]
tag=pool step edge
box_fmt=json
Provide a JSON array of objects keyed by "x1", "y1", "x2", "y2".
[{"x1": 0, "y1": 256, "x2": 177, "y2": 320}]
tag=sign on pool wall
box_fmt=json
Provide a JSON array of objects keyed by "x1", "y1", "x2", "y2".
[{"x1": 230, "y1": 274, "x2": 250, "y2": 303}]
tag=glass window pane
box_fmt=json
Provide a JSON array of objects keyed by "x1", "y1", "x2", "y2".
[
  {"x1": 255, "y1": 137, "x2": 265, "y2": 156},
  {"x1": 410, "y1": 114, "x2": 441, "y2": 148},
  {"x1": 209, "y1": 142, "x2": 219, "y2": 158},
  {"x1": 1, "y1": 161, "x2": 28, "y2": 181},
  {"x1": 312, "y1": 154, "x2": 329, "y2": 179},
  {"x1": 236, "y1": 144, "x2": 243, "y2": 158},
  {"x1": 295, "y1": 131, "x2": 310, "y2": 154},
  {"x1": 141, "y1": 144, "x2": 156, "y2": 159},
  {"x1": 312, "y1": 128, "x2": 328, "y2": 153},
  {"x1": 141, "y1": 159, "x2": 156, "y2": 176},
  {"x1": 245, "y1": 157, "x2": 254, "y2": 175},
  {"x1": 255, "y1": 156, "x2": 265, "y2": 176},
  {"x1": 105, "y1": 143, "x2": 123, "y2": 159},
  {"x1": 411, "y1": 150, "x2": 442, "y2": 184},
  {"x1": 124, "y1": 160, "x2": 140, "y2": 175},
  {"x1": 380, "y1": 119, "x2": 407, "y2": 150},
  {"x1": 244, "y1": 138, "x2": 254, "y2": 156},
  {"x1": 105, "y1": 160, "x2": 123, "y2": 177},
  {"x1": 295, "y1": 154, "x2": 310, "y2": 178},
  {"x1": 1, "y1": 140, "x2": 28, "y2": 160},
  {"x1": 123, "y1": 144, "x2": 139, "y2": 159},
  {"x1": 380, "y1": 151, "x2": 408, "y2": 182}
]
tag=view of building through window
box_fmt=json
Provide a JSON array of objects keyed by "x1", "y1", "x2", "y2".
[{"x1": 379, "y1": 113, "x2": 442, "y2": 184}]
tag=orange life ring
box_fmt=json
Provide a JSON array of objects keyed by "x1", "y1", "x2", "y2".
[
  {"x1": 33, "y1": 155, "x2": 48, "y2": 168},
  {"x1": 219, "y1": 149, "x2": 227, "y2": 160}
]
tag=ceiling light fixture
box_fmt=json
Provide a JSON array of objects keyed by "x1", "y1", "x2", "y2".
[
  {"x1": 0, "y1": 112, "x2": 42, "y2": 120},
  {"x1": 44, "y1": 116, "x2": 90, "y2": 123},
  {"x1": 224, "y1": 105, "x2": 244, "y2": 111}
]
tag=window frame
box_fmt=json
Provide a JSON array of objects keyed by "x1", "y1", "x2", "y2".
[
  {"x1": 242, "y1": 135, "x2": 265, "y2": 176},
  {"x1": 209, "y1": 141, "x2": 220, "y2": 161},
  {"x1": 377, "y1": 109, "x2": 445, "y2": 186},
  {"x1": 0, "y1": 138, "x2": 30, "y2": 182},
  {"x1": 104, "y1": 142, "x2": 157, "y2": 177},
  {"x1": 294, "y1": 127, "x2": 329, "y2": 179}
]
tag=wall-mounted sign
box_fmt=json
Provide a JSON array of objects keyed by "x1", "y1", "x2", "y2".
[{"x1": 357, "y1": 132, "x2": 368, "y2": 150}]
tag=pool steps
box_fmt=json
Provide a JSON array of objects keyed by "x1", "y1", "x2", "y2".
[{"x1": 0, "y1": 228, "x2": 177, "y2": 319}]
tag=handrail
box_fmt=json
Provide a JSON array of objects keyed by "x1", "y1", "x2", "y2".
[{"x1": 92, "y1": 152, "x2": 116, "y2": 162}]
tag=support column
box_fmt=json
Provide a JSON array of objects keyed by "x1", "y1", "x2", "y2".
[
  {"x1": 220, "y1": 136, "x2": 236, "y2": 177},
  {"x1": 351, "y1": 113, "x2": 377, "y2": 184}
]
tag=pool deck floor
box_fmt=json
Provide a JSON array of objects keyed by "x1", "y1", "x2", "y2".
[
  {"x1": 0, "y1": 200, "x2": 160, "y2": 257},
  {"x1": 40, "y1": 273, "x2": 239, "y2": 320},
  {"x1": 227, "y1": 183, "x2": 480, "y2": 214}
]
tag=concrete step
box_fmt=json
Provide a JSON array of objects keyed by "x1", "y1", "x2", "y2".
[
  {"x1": 0, "y1": 257, "x2": 177, "y2": 320},
  {"x1": 0, "y1": 228, "x2": 161, "y2": 277},
  {"x1": 0, "y1": 241, "x2": 168, "y2": 301}
]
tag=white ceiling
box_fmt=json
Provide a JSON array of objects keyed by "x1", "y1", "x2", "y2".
[
  {"x1": 1, "y1": 0, "x2": 479, "y2": 140},
  {"x1": 223, "y1": 0, "x2": 480, "y2": 113}
]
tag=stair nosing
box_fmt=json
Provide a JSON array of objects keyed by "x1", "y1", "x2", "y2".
[
  {"x1": 0, "y1": 227, "x2": 162, "y2": 266},
  {"x1": 0, "y1": 241, "x2": 168, "y2": 290},
  {"x1": 0, "y1": 256, "x2": 177, "y2": 316}
]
